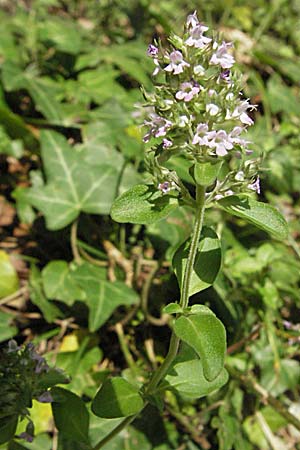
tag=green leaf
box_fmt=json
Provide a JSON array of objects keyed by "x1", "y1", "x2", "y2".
[
  {"x1": 42, "y1": 261, "x2": 85, "y2": 306},
  {"x1": 73, "y1": 263, "x2": 139, "y2": 331},
  {"x1": 51, "y1": 387, "x2": 90, "y2": 445},
  {"x1": 0, "y1": 311, "x2": 17, "y2": 342},
  {"x1": 162, "y1": 303, "x2": 183, "y2": 315},
  {"x1": 217, "y1": 195, "x2": 288, "y2": 240},
  {"x1": 173, "y1": 227, "x2": 222, "y2": 296},
  {"x1": 0, "y1": 251, "x2": 19, "y2": 298},
  {"x1": 38, "y1": 18, "x2": 82, "y2": 54},
  {"x1": 0, "y1": 415, "x2": 18, "y2": 445},
  {"x1": 164, "y1": 346, "x2": 228, "y2": 398},
  {"x1": 173, "y1": 310, "x2": 226, "y2": 381},
  {"x1": 92, "y1": 377, "x2": 144, "y2": 418},
  {"x1": 36, "y1": 368, "x2": 70, "y2": 391},
  {"x1": 25, "y1": 131, "x2": 119, "y2": 230},
  {"x1": 29, "y1": 266, "x2": 61, "y2": 323},
  {"x1": 111, "y1": 184, "x2": 178, "y2": 225},
  {"x1": 194, "y1": 161, "x2": 222, "y2": 186}
]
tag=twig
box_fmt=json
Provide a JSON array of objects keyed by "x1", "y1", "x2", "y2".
[
  {"x1": 114, "y1": 323, "x2": 138, "y2": 377},
  {"x1": 70, "y1": 219, "x2": 81, "y2": 263},
  {"x1": 79, "y1": 247, "x2": 108, "y2": 267},
  {"x1": 103, "y1": 240, "x2": 134, "y2": 286},
  {"x1": 141, "y1": 262, "x2": 169, "y2": 326},
  {"x1": 0, "y1": 285, "x2": 29, "y2": 306}
]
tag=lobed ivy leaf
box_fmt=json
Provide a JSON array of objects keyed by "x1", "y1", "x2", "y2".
[
  {"x1": 72, "y1": 263, "x2": 139, "y2": 331},
  {"x1": 174, "y1": 309, "x2": 226, "y2": 381},
  {"x1": 111, "y1": 184, "x2": 178, "y2": 225},
  {"x1": 217, "y1": 195, "x2": 288, "y2": 240},
  {"x1": 51, "y1": 387, "x2": 90, "y2": 445},
  {"x1": 92, "y1": 377, "x2": 144, "y2": 418},
  {"x1": 42, "y1": 260, "x2": 86, "y2": 306},
  {"x1": 25, "y1": 131, "x2": 119, "y2": 230},
  {"x1": 173, "y1": 226, "x2": 222, "y2": 297}
]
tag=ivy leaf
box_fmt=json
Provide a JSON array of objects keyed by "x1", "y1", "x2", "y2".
[
  {"x1": 51, "y1": 387, "x2": 90, "y2": 445},
  {"x1": 73, "y1": 263, "x2": 139, "y2": 331},
  {"x1": 163, "y1": 346, "x2": 228, "y2": 398},
  {"x1": 42, "y1": 261, "x2": 85, "y2": 306},
  {"x1": 92, "y1": 377, "x2": 144, "y2": 418},
  {"x1": 29, "y1": 266, "x2": 61, "y2": 323},
  {"x1": 173, "y1": 227, "x2": 222, "y2": 297},
  {"x1": 217, "y1": 195, "x2": 288, "y2": 240},
  {"x1": 174, "y1": 309, "x2": 226, "y2": 381},
  {"x1": 0, "y1": 250, "x2": 19, "y2": 299},
  {"x1": 111, "y1": 184, "x2": 178, "y2": 225},
  {"x1": 25, "y1": 131, "x2": 119, "y2": 230}
]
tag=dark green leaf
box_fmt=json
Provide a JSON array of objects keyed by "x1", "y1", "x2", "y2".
[
  {"x1": 111, "y1": 184, "x2": 178, "y2": 225},
  {"x1": 0, "y1": 415, "x2": 18, "y2": 445},
  {"x1": 92, "y1": 377, "x2": 144, "y2": 418},
  {"x1": 51, "y1": 387, "x2": 90, "y2": 445},
  {"x1": 217, "y1": 195, "x2": 288, "y2": 240},
  {"x1": 174, "y1": 310, "x2": 226, "y2": 381}
]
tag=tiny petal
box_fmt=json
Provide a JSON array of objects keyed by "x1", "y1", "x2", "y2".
[
  {"x1": 193, "y1": 64, "x2": 205, "y2": 75},
  {"x1": 147, "y1": 44, "x2": 159, "y2": 57},
  {"x1": 163, "y1": 138, "x2": 173, "y2": 148},
  {"x1": 206, "y1": 103, "x2": 219, "y2": 116}
]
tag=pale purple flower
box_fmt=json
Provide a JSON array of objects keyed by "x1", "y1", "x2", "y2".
[
  {"x1": 206, "y1": 103, "x2": 219, "y2": 116},
  {"x1": 248, "y1": 177, "x2": 260, "y2": 194},
  {"x1": 37, "y1": 391, "x2": 53, "y2": 403},
  {"x1": 164, "y1": 51, "x2": 190, "y2": 75},
  {"x1": 220, "y1": 69, "x2": 231, "y2": 81},
  {"x1": 226, "y1": 100, "x2": 254, "y2": 126},
  {"x1": 186, "y1": 11, "x2": 199, "y2": 29},
  {"x1": 192, "y1": 123, "x2": 209, "y2": 145},
  {"x1": 18, "y1": 432, "x2": 34, "y2": 443},
  {"x1": 158, "y1": 181, "x2": 173, "y2": 194},
  {"x1": 208, "y1": 130, "x2": 233, "y2": 156},
  {"x1": 147, "y1": 44, "x2": 159, "y2": 58},
  {"x1": 185, "y1": 24, "x2": 211, "y2": 48},
  {"x1": 175, "y1": 82, "x2": 200, "y2": 102},
  {"x1": 178, "y1": 115, "x2": 189, "y2": 127},
  {"x1": 210, "y1": 42, "x2": 235, "y2": 69},
  {"x1": 143, "y1": 114, "x2": 172, "y2": 142},
  {"x1": 230, "y1": 126, "x2": 251, "y2": 149},
  {"x1": 162, "y1": 138, "x2": 173, "y2": 148}
]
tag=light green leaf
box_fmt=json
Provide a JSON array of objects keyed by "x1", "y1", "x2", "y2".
[
  {"x1": 42, "y1": 261, "x2": 85, "y2": 306},
  {"x1": 174, "y1": 310, "x2": 226, "y2": 381},
  {"x1": 194, "y1": 161, "x2": 222, "y2": 186},
  {"x1": 25, "y1": 131, "x2": 119, "y2": 230},
  {"x1": 0, "y1": 250, "x2": 19, "y2": 298},
  {"x1": 163, "y1": 303, "x2": 183, "y2": 315},
  {"x1": 92, "y1": 377, "x2": 144, "y2": 418},
  {"x1": 164, "y1": 346, "x2": 228, "y2": 398},
  {"x1": 29, "y1": 266, "x2": 61, "y2": 323},
  {"x1": 73, "y1": 263, "x2": 139, "y2": 331},
  {"x1": 111, "y1": 184, "x2": 178, "y2": 225},
  {"x1": 51, "y1": 387, "x2": 90, "y2": 445},
  {"x1": 38, "y1": 18, "x2": 82, "y2": 54},
  {"x1": 217, "y1": 195, "x2": 288, "y2": 240},
  {"x1": 173, "y1": 227, "x2": 222, "y2": 296}
]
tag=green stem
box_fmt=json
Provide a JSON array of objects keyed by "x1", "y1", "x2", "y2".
[{"x1": 92, "y1": 184, "x2": 206, "y2": 450}]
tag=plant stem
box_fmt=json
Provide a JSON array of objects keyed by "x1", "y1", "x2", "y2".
[{"x1": 92, "y1": 184, "x2": 206, "y2": 450}]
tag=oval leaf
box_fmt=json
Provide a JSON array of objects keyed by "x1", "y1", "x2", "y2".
[
  {"x1": 217, "y1": 195, "x2": 288, "y2": 240},
  {"x1": 111, "y1": 184, "x2": 178, "y2": 224},
  {"x1": 194, "y1": 161, "x2": 222, "y2": 186},
  {"x1": 173, "y1": 227, "x2": 222, "y2": 297},
  {"x1": 51, "y1": 387, "x2": 90, "y2": 445},
  {"x1": 164, "y1": 346, "x2": 228, "y2": 398},
  {"x1": 92, "y1": 377, "x2": 144, "y2": 419},
  {"x1": 173, "y1": 310, "x2": 226, "y2": 381}
]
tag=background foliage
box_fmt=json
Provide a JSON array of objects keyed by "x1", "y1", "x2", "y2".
[{"x1": 0, "y1": 0, "x2": 300, "y2": 448}]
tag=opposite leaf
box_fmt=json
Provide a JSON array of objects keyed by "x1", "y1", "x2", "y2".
[
  {"x1": 174, "y1": 310, "x2": 226, "y2": 381},
  {"x1": 111, "y1": 184, "x2": 178, "y2": 224},
  {"x1": 173, "y1": 226, "x2": 222, "y2": 297},
  {"x1": 217, "y1": 195, "x2": 288, "y2": 240},
  {"x1": 92, "y1": 377, "x2": 144, "y2": 418}
]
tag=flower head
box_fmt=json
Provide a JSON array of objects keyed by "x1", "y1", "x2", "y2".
[
  {"x1": 210, "y1": 42, "x2": 235, "y2": 69},
  {"x1": 164, "y1": 51, "x2": 190, "y2": 75},
  {"x1": 147, "y1": 44, "x2": 159, "y2": 58},
  {"x1": 175, "y1": 82, "x2": 200, "y2": 102}
]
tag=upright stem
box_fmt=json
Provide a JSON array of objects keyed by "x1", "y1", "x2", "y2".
[{"x1": 92, "y1": 184, "x2": 206, "y2": 450}]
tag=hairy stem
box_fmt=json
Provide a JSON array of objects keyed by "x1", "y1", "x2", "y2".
[{"x1": 92, "y1": 184, "x2": 206, "y2": 450}]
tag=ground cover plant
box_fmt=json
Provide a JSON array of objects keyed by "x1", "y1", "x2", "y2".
[{"x1": 0, "y1": 1, "x2": 300, "y2": 449}]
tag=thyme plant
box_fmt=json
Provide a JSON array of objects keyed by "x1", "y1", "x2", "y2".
[{"x1": 0, "y1": 11, "x2": 289, "y2": 449}]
